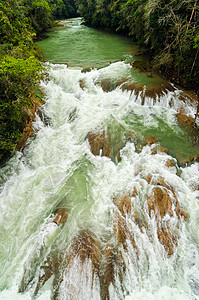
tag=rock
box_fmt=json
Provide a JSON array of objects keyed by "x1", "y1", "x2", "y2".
[
  {"x1": 34, "y1": 231, "x2": 101, "y2": 299},
  {"x1": 151, "y1": 146, "x2": 168, "y2": 155},
  {"x1": 114, "y1": 194, "x2": 132, "y2": 217},
  {"x1": 100, "y1": 79, "x2": 112, "y2": 92},
  {"x1": 33, "y1": 251, "x2": 59, "y2": 297},
  {"x1": 87, "y1": 131, "x2": 113, "y2": 160},
  {"x1": 81, "y1": 67, "x2": 92, "y2": 73},
  {"x1": 16, "y1": 96, "x2": 45, "y2": 151},
  {"x1": 121, "y1": 80, "x2": 174, "y2": 101},
  {"x1": 165, "y1": 159, "x2": 176, "y2": 168},
  {"x1": 16, "y1": 121, "x2": 34, "y2": 151},
  {"x1": 100, "y1": 244, "x2": 117, "y2": 300},
  {"x1": 53, "y1": 207, "x2": 68, "y2": 225},
  {"x1": 100, "y1": 243, "x2": 125, "y2": 300},
  {"x1": 146, "y1": 176, "x2": 187, "y2": 255},
  {"x1": 125, "y1": 132, "x2": 136, "y2": 141},
  {"x1": 132, "y1": 186, "x2": 138, "y2": 197},
  {"x1": 102, "y1": 135, "x2": 112, "y2": 159},
  {"x1": 68, "y1": 230, "x2": 101, "y2": 276},
  {"x1": 88, "y1": 129, "x2": 127, "y2": 163},
  {"x1": 121, "y1": 82, "x2": 144, "y2": 98},
  {"x1": 88, "y1": 131, "x2": 106, "y2": 156},
  {"x1": 113, "y1": 194, "x2": 137, "y2": 251},
  {"x1": 177, "y1": 113, "x2": 196, "y2": 128},
  {"x1": 79, "y1": 79, "x2": 86, "y2": 89},
  {"x1": 176, "y1": 113, "x2": 199, "y2": 142},
  {"x1": 145, "y1": 136, "x2": 156, "y2": 145}
]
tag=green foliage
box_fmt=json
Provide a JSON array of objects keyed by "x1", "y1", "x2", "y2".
[
  {"x1": 49, "y1": 0, "x2": 78, "y2": 19},
  {"x1": 75, "y1": 0, "x2": 199, "y2": 90},
  {"x1": 194, "y1": 35, "x2": 199, "y2": 49},
  {"x1": 22, "y1": 0, "x2": 53, "y2": 35},
  {"x1": 0, "y1": 0, "x2": 49, "y2": 160},
  {"x1": 0, "y1": 0, "x2": 34, "y2": 47},
  {"x1": 0, "y1": 55, "x2": 43, "y2": 159}
]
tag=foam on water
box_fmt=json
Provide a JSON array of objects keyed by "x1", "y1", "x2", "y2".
[{"x1": 0, "y1": 63, "x2": 198, "y2": 300}]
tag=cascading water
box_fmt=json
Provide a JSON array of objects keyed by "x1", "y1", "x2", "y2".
[{"x1": 0, "y1": 19, "x2": 199, "y2": 300}]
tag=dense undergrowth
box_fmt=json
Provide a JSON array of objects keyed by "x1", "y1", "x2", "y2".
[
  {"x1": 75, "y1": 0, "x2": 199, "y2": 92},
  {"x1": 0, "y1": 0, "x2": 77, "y2": 160}
]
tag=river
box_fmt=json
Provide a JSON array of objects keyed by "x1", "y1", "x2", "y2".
[{"x1": 0, "y1": 18, "x2": 199, "y2": 300}]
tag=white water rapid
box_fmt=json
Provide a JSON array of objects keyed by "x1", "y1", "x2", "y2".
[{"x1": 0, "y1": 62, "x2": 199, "y2": 300}]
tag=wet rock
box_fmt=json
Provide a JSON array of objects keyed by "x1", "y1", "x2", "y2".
[
  {"x1": 68, "y1": 230, "x2": 101, "y2": 272},
  {"x1": 88, "y1": 131, "x2": 106, "y2": 156},
  {"x1": 145, "y1": 136, "x2": 157, "y2": 145},
  {"x1": 88, "y1": 126, "x2": 132, "y2": 163},
  {"x1": 102, "y1": 135, "x2": 112, "y2": 159},
  {"x1": 100, "y1": 243, "x2": 124, "y2": 300},
  {"x1": 165, "y1": 159, "x2": 176, "y2": 168},
  {"x1": 189, "y1": 154, "x2": 199, "y2": 163},
  {"x1": 132, "y1": 186, "x2": 138, "y2": 197},
  {"x1": 177, "y1": 113, "x2": 197, "y2": 128},
  {"x1": 178, "y1": 90, "x2": 199, "y2": 105},
  {"x1": 146, "y1": 176, "x2": 187, "y2": 255},
  {"x1": 125, "y1": 132, "x2": 137, "y2": 142},
  {"x1": 176, "y1": 113, "x2": 199, "y2": 165},
  {"x1": 81, "y1": 67, "x2": 92, "y2": 73},
  {"x1": 33, "y1": 231, "x2": 101, "y2": 299},
  {"x1": 121, "y1": 80, "x2": 174, "y2": 101},
  {"x1": 157, "y1": 225, "x2": 178, "y2": 256},
  {"x1": 121, "y1": 82, "x2": 144, "y2": 98},
  {"x1": 100, "y1": 79, "x2": 112, "y2": 92},
  {"x1": 146, "y1": 82, "x2": 174, "y2": 98},
  {"x1": 79, "y1": 79, "x2": 86, "y2": 89},
  {"x1": 100, "y1": 244, "x2": 116, "y2": 300},
  {"x1": 88, "y1": 131, "x2": 113, "y2": 160},
  {"x1": 16, "y1": 97, "x2": 45, "y2": 151},
  {"x1": 65, "y1": 230, "x2": 101, "y2": 299},
  {"x1": 177, "y1": 154, "x2": 199, "y2": 167},
  {"x1": 114, "y1": 194, "x2": 132, "y2": 217},
  {"x1": 148, "y1": 186, "x2": 174, "y2": 220},
  {"x1": 16, "y1": 121, "x2": 34, "y2": 151},
  {"x1": 33, "y1": 251, "x2": 59, "y2": 297},
  {"x1": 151, "y1": 146, "x2": 168, "y2": 155},
  {"x1": 133, "y1": 209, "x2": 145, "y2": 229},
  {"x1": 113, "y1": 194, "x2": 137, "y2": 251},
  {"x1": 53, "y1": 207, "x2": 68, "y2": 225}
]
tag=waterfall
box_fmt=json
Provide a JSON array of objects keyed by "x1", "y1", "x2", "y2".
[{"x1": 0, "y1": 62, "x2": 198, "y2": 300}]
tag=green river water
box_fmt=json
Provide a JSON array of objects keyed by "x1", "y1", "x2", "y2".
[{"x1": 0, "y1": 17, "x2": 199, "y2": 300}]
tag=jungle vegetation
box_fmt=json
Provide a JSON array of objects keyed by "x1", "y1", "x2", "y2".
[
  {"x1": 0, "y1": 0, "x2": 77, "y2": 160},
  {"x1": 75, "y1": 0, "x2": 199, "y2": 91}
]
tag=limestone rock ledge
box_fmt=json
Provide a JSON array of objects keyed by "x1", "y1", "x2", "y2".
[{"x1": 16, "y1": 95, "x2": 45, "y2": 151}]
